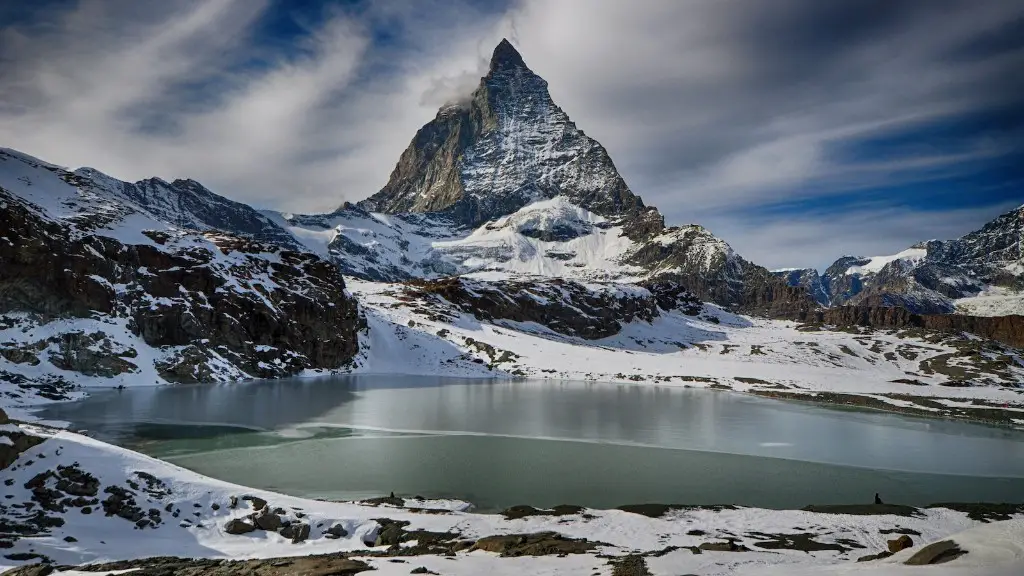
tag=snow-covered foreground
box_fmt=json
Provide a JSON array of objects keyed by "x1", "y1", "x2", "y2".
[{"x1": 1, "y1": 420, "x2": 1022, "y2": 576}]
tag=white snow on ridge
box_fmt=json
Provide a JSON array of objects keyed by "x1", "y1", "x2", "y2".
[
  {"x1": 268, "y1": 197, "x2": 646, "y2": 281},
  {"x1": 846, "y1": 248, "x2": 928, "y2": 276},
  {"x1": 956, "y1": 285, "x2": 1024, "y2": 317},
  {"x1": 434, "y1": 197, "x2": 639, "y2": 279}
]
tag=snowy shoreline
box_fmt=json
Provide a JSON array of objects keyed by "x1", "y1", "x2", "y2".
[{"x1": 2, "y1": 418, "x2": 1023, "y2": 576}]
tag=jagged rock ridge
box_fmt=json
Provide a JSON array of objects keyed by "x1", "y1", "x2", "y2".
[
  {"x1": 776, "y1": 206, "x2": 1023, "y2": 315},
  {"x1": 0, "y1": 148, "x2": 362, "y2": 402},
  {"x1": 360, "y1": 39, "x2": 655, "y2": 237}
]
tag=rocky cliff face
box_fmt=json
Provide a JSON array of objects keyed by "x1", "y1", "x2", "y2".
[
  {"x1": 771, "y1": 268, "x2": 830, "y2": 306},
  {"x1": 404, "y1": 276, "x2": 705, "y2": 340},
  {"x1": 816, "y1": 306, "x2": 1024, "y2": 349},
  {"x1": 361, "y1": 39, "x2": 651, "y2": 236},
  {"x1": 0, "y1": 149, "x2": 362, "y2": 400},
  {"x1": 773, "y1": 206, "x2": 1023, "y2": 316}
]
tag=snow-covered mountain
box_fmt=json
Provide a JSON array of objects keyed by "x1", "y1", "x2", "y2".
[
  {"x1": 0, "y1": 147, "x2": 361, "y2": 406},
  {"x1": 776, "y1": 206, "x2": 1023, "y2": 315},
  {"x1": 273, "y1": 39, "x2": 811, "y2": 316},
  {"x1": 359, "y1": 39, "x2": 650, "y2": 233}
]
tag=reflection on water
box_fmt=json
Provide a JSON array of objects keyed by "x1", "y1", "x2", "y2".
[{"x1": 39, "y1": 375, "x2": 1024, "y2": 511}]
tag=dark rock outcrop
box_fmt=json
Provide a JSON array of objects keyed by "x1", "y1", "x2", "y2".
[
  {"x1": 887, "y1": 535, "x2": 914, "y2": 553},
  {"x1": 468, "y1": 531, "x2": 598, "y2": 557},
  {"x1": 405, "y1": 276, "x2": 704, "y2": 339},
  {"x1": 815, "y1": 306, "x2": 1024, "y2": 348},
  {"x1": 223, "y1": 518, "x2": 256, "y2": 535},
  {"x1": 904, "y1": 540, "x2": 968, "y2": 565},
  {"x1": 0, "y1": 182, "x2": 362, "y2": 383}
]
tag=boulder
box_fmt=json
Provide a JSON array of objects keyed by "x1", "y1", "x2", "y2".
[
  {"x1": 887, "y1": 534, "x2": 914, "y2": 553},
  {"x1": 375, "y1": 524, "x2": 404, "y2": 547},
  {"x1": 254, "y1": 508, "x2": 282, "y2": 532},
  {"x1": 698, "y1": 540, "x2": 751, "y2": 552},
  {"x1": 280, "y1": 522, "x2": 310, "y2": 543},
  {"x1": 242, "y1": 495, "x2": 267, "y2": 511},
  {"x1": 0, "y1": 408, "x2": 8, "y2": 424},
  {"x1": 223, "y1": 518, "x2": 256, "y2": 535},
  {"x1": 325, "y1": 524, "x2": 348, "y2": 539},
  {"x1": 905, "y1": 540, "x2": 968, "y2": 565}
]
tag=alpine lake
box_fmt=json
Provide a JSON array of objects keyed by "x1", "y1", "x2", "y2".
[{"x1": 38, "y1": 375, "x2": 1024, "y2": 512}]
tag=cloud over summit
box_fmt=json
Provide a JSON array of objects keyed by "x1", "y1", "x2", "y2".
[{"x1": 0, "y1": 0, "x2": 1021, "y2": 270}]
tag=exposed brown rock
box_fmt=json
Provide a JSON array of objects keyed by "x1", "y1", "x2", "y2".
[
  {"x1": 904, "y1": 540, "x2": 968, "y2": 565},
  {"x1": 812, "y1": 306, "x2": 1024, "y2": 348},
  {"x1": 469, "y1": 532, "x2": 598, "y2": 557},
  {"x1": 887, "y1": 534, "x2": 914, "y2": 553},
  {"x1": 223, "y1": 518, "x2": 256, "y2": 535}
]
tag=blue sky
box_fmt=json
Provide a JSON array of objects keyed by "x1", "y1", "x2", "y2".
[{"x1": 0, "y1": 0, "x2": 1021, "y2": 270}]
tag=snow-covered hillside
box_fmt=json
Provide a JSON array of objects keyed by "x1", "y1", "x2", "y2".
[
  {"x1": 345, "y1": 279, "x2": 1024, "y2": 425},
  {"x1": 269, "y1": 197, "x2": 659, "y2": 282},
  {"x1": 0, "y1": 148, "x2": 362, "y2": 412},
  {"x1": 774, "y1": 207, "x2": 1024, "y2": 316}
]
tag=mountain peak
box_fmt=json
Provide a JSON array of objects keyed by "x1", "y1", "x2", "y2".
[
  {"x1": 359, "y1": 34, "x2": 647, "y2": 233},
  {"x1": 490, "y1": 38, "x2": 526, "y2": 72}
]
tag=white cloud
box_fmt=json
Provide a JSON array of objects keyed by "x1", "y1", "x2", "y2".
[{"x1": 0, "y1": 0, "x2": 1019, "y2": 268}]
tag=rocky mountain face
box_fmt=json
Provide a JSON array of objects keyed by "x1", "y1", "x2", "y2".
[
  {"x1": 817, "y1": 306, "x2": 1024, "y2": 350},
  {"x1": 0, "y1": 149, "x2": 362, "y2": 403},
  {"x1": 776, "y1": 206, "x2": 1023, "y2": 315},
  {"x1": 360, "y1": 39, "x2": 654, "y2": 237},
  {"x1": 771, "y1": 268, "x2": 830, "y2": 306},
  {"x1": 71, "y1": 167, "x2": 302, "y2": 250}
]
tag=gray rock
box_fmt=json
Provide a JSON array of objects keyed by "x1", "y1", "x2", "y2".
[
  {"x1": 242, "y1": 496, "x2": 267, "y2": 511},
  {"x1": 280, "y1": 522, "x2": 310, "y2": 543},
  {"x1": 325, "y1": 524, "x2": 348, "y2": 539},
  {"x1": 376, "y1": 524, "x2": 405, "y2": 547},
  {"x1": 223, "y1": 518, "x2": 256, "y2": 535},
  {"x1": 254, "y1": 508, "x2": 282, "y2": 532},
  {"x1": 905, "y1": 540, "x2": 968, "y2": 565}
]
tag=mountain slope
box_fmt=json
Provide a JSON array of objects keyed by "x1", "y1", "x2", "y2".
[
  {"x1": 772, "y1": 268, "x2": 830, "y2": 306},
  {"x1": 791, "y1": 206, "x2": 1023, "y2": 315},
  {"x1": 0, "y1": 148, "x2": 362, "y2": 408}
]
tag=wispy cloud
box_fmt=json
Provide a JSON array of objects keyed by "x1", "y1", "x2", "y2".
[{"x1": 0, "y1": 0, "x2": 1020, "y2": 269}]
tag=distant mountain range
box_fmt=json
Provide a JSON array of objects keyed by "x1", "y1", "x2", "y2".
[{"x1": 772, "y1": 205, "x2": 1023, "y2": 315}]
